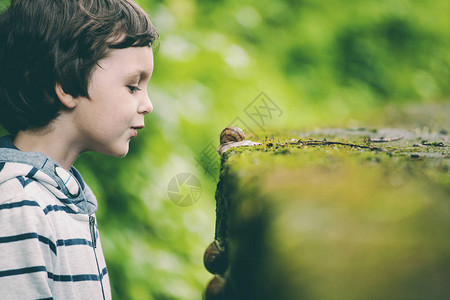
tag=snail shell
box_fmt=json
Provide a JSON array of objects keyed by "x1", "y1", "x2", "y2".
[
  {"x1": 204, "y1": 240, "x2": 227, "y2": 275},
  {"x1": 220, "y1": 126, "x2": 245, "y2": 144},
  {"x1": 205, "y1": 275, "x2": 230, "y2": 300}
]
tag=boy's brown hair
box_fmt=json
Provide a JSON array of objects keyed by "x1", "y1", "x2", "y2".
[{"x1": 0, "y1": 0, "x2": 159, "y2": 134}]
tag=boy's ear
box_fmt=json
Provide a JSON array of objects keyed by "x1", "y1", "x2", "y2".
[{"x1": 55, "y1": 83, "x2": 77, "y2": 109}]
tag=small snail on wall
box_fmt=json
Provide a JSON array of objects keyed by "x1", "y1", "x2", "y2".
[
  {"x1": 205, "y1": 275, "x2": 231, "y2": 300},
  {"x1": 220, "y1": 127, "x2": 245, "y2": 144},
  {"x1": 204, "y1": 240, "x2": 227, "y2": 275},
  {"x1": 217, "y1": 126, "x2": 261, "y2": 155}
]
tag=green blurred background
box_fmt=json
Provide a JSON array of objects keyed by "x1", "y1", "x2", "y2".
[{"x1": 0, "y1": 0, "x2": 449, "y2": 299}]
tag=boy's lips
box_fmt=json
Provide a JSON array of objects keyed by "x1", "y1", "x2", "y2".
[{"x1": 131, "y1": 125, "x2": 144, "y2": 137}]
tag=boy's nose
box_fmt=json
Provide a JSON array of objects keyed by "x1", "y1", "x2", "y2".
[{"x1": 139, "y1": 93, "x2": 153, "y2": 115}]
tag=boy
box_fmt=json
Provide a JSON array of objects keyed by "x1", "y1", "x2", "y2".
[{"x1": 0, "y1": 0, "x2": 158, "y2": 298}]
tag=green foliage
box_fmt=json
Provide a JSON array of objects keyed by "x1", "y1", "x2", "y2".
[{"x1": 0, "y1": 0, "x2": 449, "y2": 298}]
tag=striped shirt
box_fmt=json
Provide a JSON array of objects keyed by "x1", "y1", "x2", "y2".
[{"x1": 0, "y1": 136, "x2": 111, "y2": 299}]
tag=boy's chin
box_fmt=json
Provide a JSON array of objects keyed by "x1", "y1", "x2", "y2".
[
  {"x1": 116, "y1": 148, "x2": 130, "y2": 158},
  {"x1": 102, "y1": 145, "x2": 130, "y2": 158},
  {"x1": 117, "y1": 152, "x2": 128, "y2": 158}
]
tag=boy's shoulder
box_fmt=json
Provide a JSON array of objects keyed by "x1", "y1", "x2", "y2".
[
  {"x1": 0, "y1": 138, "x2": 75, "y2": 202},
  {"x1": 0, "y1": 160, "x2": 51, "y2": 206},
  {"x1": 0, "y1": 161, "x2": 86, "y2": 219},
  {"x1": 0, "y1": 157, "x2": 63, "y2": 203},
  {"x1": 0, "y1": 154, "x2": 97, "y2": 215}
]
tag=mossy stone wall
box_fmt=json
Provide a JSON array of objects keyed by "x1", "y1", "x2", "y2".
[{"x1": 210, "y1": 126, "x2": 449, "y2": 300}]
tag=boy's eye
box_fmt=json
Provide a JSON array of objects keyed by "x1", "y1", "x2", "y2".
[{"x1": 127, "y1": 86, "x2": 141, "y2": 94}]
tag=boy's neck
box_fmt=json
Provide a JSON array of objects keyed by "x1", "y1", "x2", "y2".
[{"x1": 14, "y1": 127, "x2": 80, "y2": 170}]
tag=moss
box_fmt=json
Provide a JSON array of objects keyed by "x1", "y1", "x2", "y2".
[{"x1": 214, "y1": 126, "x2": 449, "y2": 299}]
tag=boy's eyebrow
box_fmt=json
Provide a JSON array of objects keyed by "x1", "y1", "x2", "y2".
[{"x1": 124, "y1": 70, "x2": 151, "y2": 81}]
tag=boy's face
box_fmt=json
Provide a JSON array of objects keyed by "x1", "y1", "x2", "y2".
[{"x1": 70, "y1": 46, "x2": 154, "y2": 157}]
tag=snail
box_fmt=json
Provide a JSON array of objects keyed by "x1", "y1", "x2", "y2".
[
  {"x1": 220, "y1": 126, "x2": 245, "y2": 144},
  {"x1": 217, "y1": 126, "x2": 262, "y2": 155},
  {"x1": 205, "y1": 275, "x2": 231, "y2": 300},
  {"x1": 204, "y1": 240, "x2": 227, "y2": 275}
]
